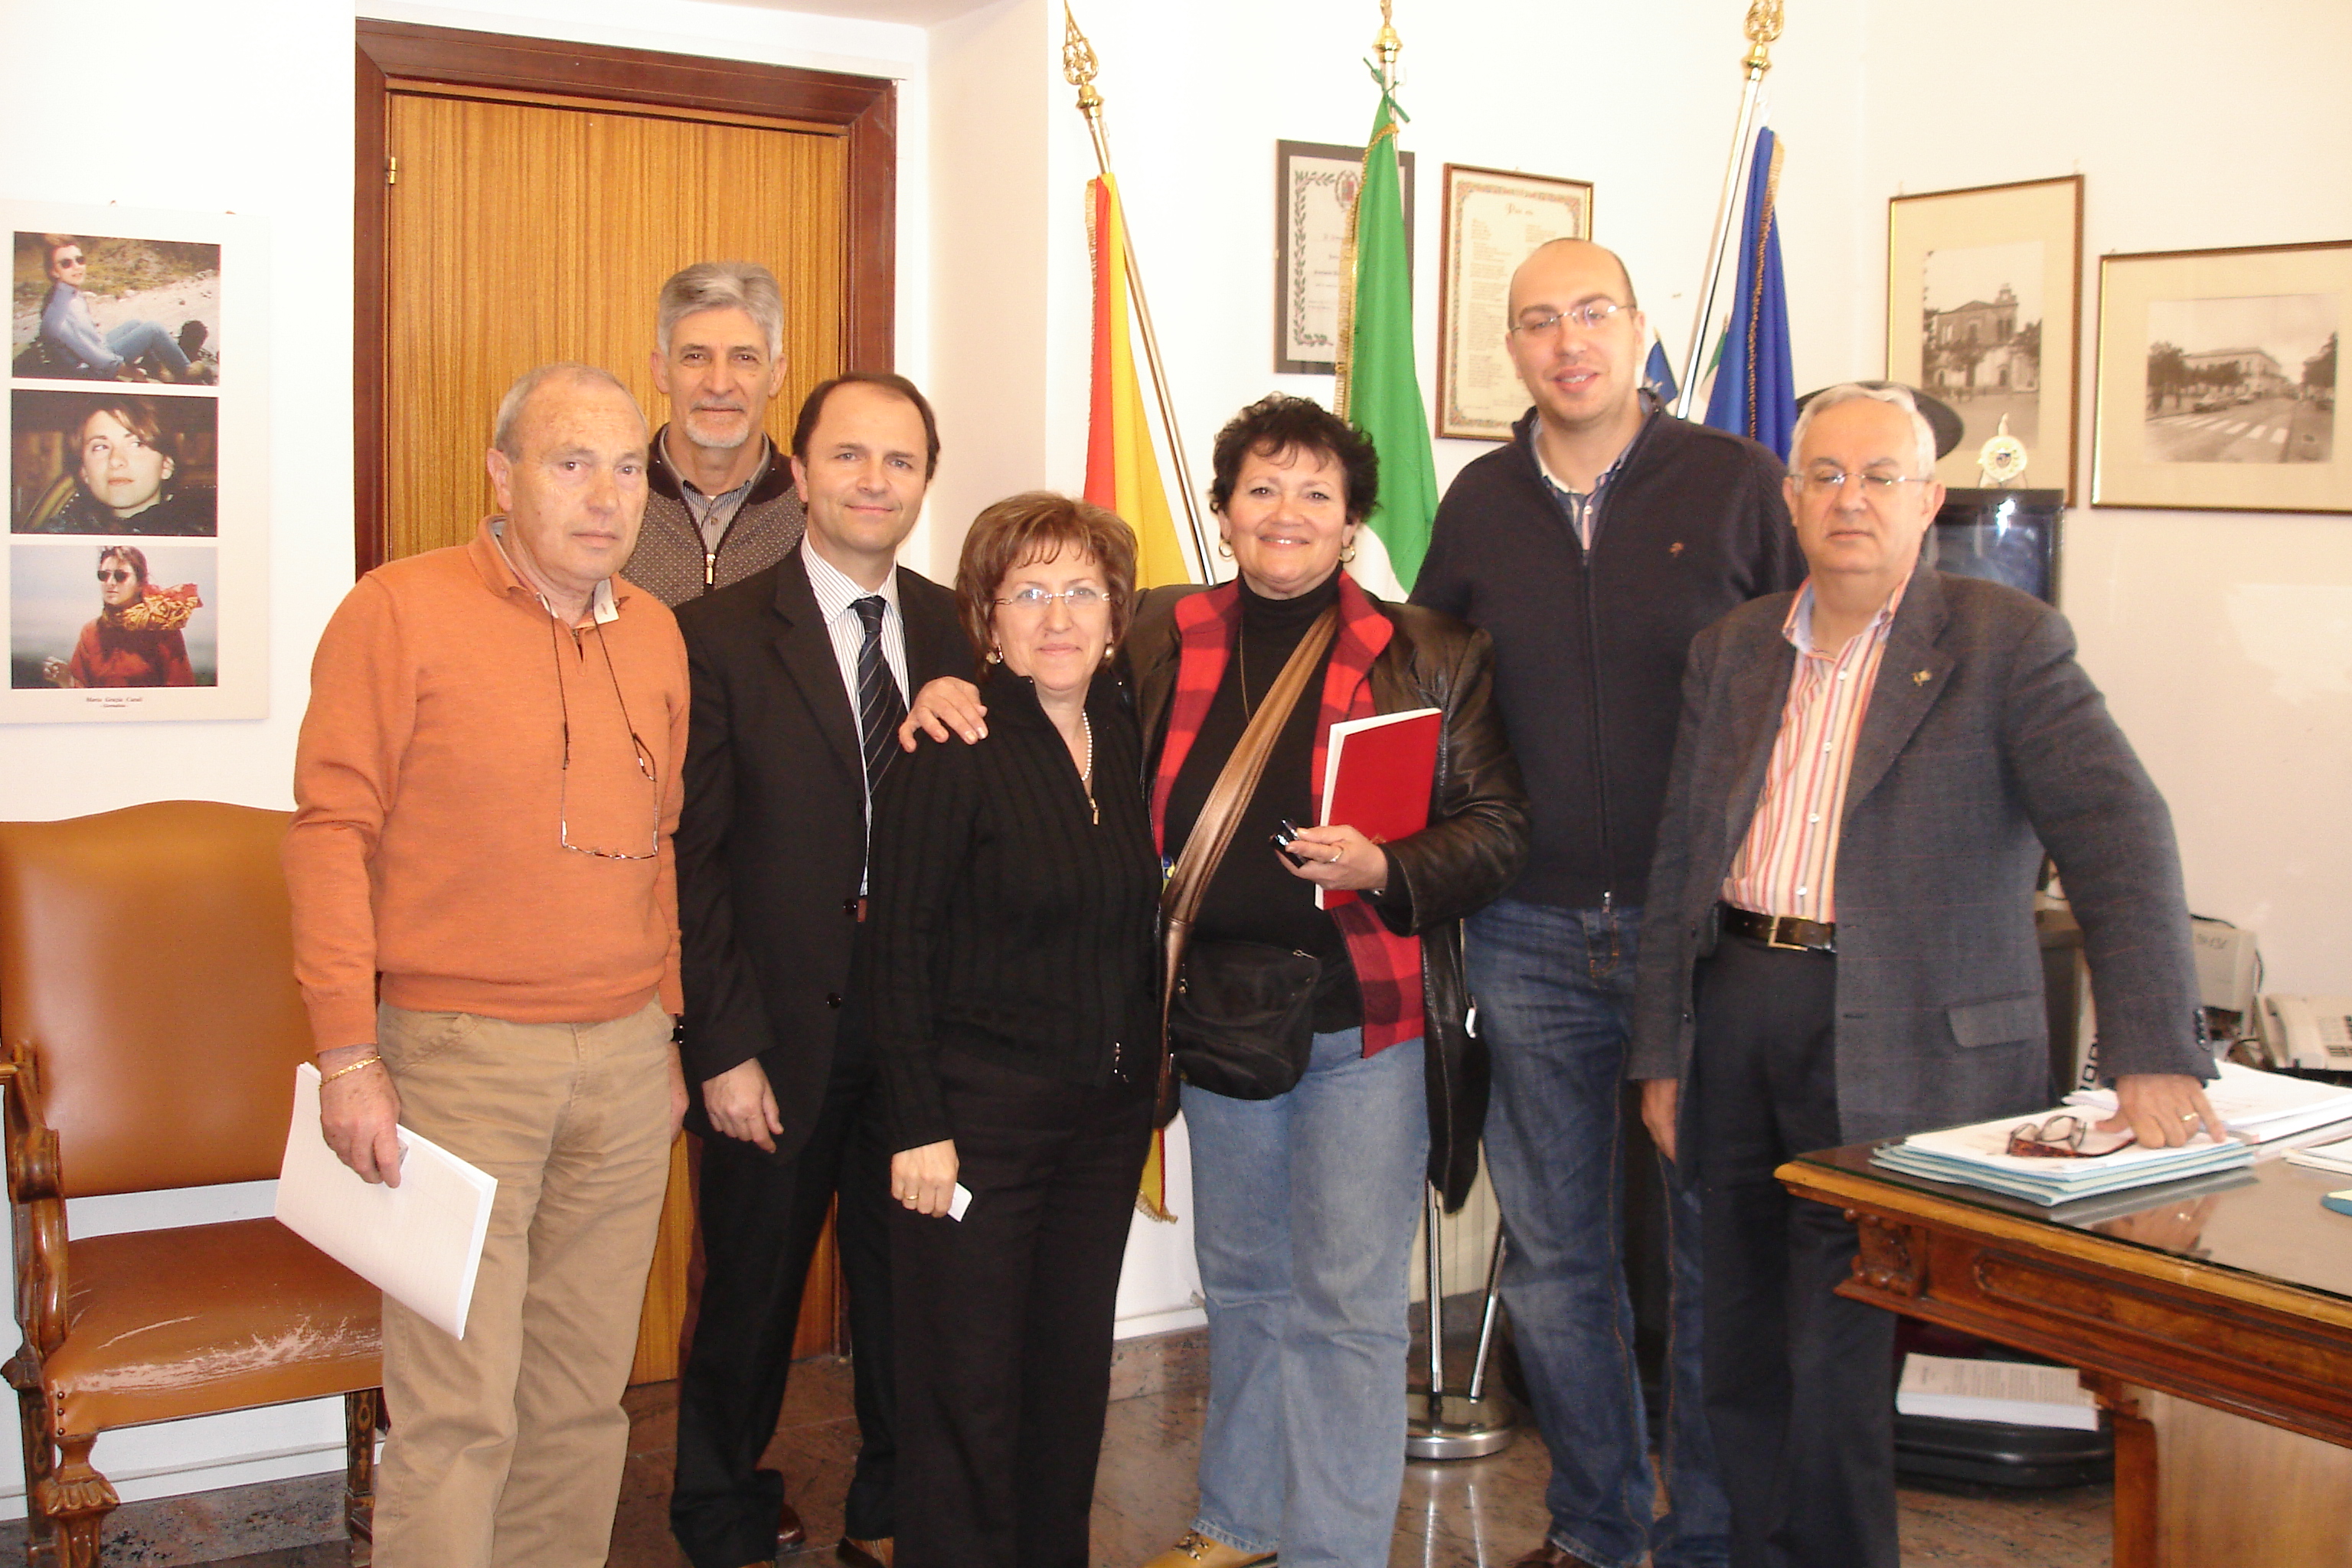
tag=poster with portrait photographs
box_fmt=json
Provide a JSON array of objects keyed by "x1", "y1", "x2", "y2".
[
  {"x1": 2092, "y1": 240, "x2": 2347, "y2": 513},
  {"x1": 5, "y1": 201, "x2": 264, "y2": 720}
]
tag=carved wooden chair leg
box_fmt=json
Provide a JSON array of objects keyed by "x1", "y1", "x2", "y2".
[
  {"x1": 34, "y1": 1434, "x2": 116, "y2": 1568},
  {"x1": 344, "y1": 1387, "x2": 381, "y2": 1566},
  {"x1": 5, "y1": 1352, "x2": 58, "y2": 1567}
]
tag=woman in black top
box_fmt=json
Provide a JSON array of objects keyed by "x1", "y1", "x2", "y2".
[{"x1": 861, "y1": 492, "x2": 1158, "y2": 1568}]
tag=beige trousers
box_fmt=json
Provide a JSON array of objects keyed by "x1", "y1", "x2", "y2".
[{"x1": 371, "y1": 998, "x2": 674, "y2": 1568}]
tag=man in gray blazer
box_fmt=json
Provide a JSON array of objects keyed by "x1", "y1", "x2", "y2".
[{"x1": 1628, "y1": 382, "x2": 2221, "y2": 1568}]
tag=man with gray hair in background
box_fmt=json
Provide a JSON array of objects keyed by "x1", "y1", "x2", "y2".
[
  {"x1": 623, "y1": 260, "x2": 806, "y2": 605},
  {"x1": 286, "y1": 362, "x2": 690, "y2": 1567}
]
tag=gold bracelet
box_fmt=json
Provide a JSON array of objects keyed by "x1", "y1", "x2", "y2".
[{"x1": 319, "y1": 1053, "x2": 384, "y2": 1086}]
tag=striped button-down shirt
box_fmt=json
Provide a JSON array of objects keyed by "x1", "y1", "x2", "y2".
[{"x1": 1721, "y1": 575, "x2": 1911, "y2": 923}]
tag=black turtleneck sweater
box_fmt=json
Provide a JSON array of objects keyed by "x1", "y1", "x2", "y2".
[
  {"x1": 1161, "y1": 573, "x2": 1361, "y2": 1032},
  {"x1": 861, "y1": 665, "x2": 1160, "y2": 1153}
]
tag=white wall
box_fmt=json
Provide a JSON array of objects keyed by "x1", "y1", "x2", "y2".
[{"x1": 2, "y1": 0, "x2": 2344, "y2": 1514}]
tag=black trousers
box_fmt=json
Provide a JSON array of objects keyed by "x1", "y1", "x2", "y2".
[
  {"x1": 1690, "y1": 934, "x2": 1899, "y2": 1568},
  {"x1": 671, "y1": 1045, "x2": 897, "y2": 1568},
  {"x1": 891, "y1": 1050, "x2": 1154, "y2": 1568}
]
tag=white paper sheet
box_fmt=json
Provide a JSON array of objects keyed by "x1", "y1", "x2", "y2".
[{"x1": 275, "y1": 1063, "x2": 498, "y2": 1339}]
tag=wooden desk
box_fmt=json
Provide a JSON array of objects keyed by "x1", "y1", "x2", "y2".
[{"x1": 1780, "y1": 1147, "x2": 2352, "y2": 1566}]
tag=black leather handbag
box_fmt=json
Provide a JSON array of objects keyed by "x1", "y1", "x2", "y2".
[
  {"x1": 1168, "y1": 938, "x2": 1321, "y2": 1099},
  {"x1": 1153, "y1": 606, "x2": 1338, "y2": 1121}
]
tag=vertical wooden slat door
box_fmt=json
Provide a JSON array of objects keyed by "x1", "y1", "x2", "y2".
[
  {"x1": 381, "y1": 86, "x2": 849, "y2": 1381},
  {"x1": 384, "y1": 88, "x2": 845, "y2": 557}
]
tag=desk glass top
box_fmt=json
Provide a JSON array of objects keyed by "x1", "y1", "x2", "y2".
[{"x1": 1795, "y1": 1143, "x2": 2352, "y2": 1305}]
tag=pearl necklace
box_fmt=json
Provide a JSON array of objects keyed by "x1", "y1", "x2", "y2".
[{"x1": 1079, "y1": 710, "x2": 1098, "y2": 825}]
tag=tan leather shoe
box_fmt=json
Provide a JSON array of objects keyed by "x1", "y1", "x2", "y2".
[
  {"x1": 1507, "y1": 1543, "x2": 1601, "y2": 1568},
  {"x1": 837, "y1": 1537, "x2": 894, "y2": 1568},
  {"x1": 1138, "y1": 1530, "x2": 1276, "y2": 1568}
]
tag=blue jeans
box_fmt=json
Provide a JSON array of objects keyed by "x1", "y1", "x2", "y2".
[
  {"x1": 1468, "y1": 898, "x2": 1728, "y2": 1568},
  {"x1": 104, "y1": 318, "x2": 191, "y2": 375},
  {"x1": 1184, "y1": 1028, "x2": 1429, "y2": 1568}
]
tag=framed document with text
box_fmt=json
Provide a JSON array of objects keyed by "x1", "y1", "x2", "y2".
[
  {"x1": 1437, "y1": 165, "x2": 1591, "y2": 440},
  {"x1": 1275, "y1": 139, "x2": 1415, "y2": 376}
]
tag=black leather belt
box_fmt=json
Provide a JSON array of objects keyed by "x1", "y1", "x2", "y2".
[{"x1": 1720, "y1": 903, "x2": 1836, "y2": 954}]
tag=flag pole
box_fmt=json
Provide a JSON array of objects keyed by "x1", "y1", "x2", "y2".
[
  {"x1": 1062, "y1": 5, "x2": 1214, "y2": 578},
  {"x1": 1674, "y1": 0, "x2": 1785, "y2": 420},
  {"x1": 1334, "y1": 0, "x2": 1405, "y2": 421}
]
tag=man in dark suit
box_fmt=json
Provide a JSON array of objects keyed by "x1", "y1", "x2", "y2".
[
  {"x1": 1628, "y1": 383, "x2": 2222, "y2": 1568},
  {"x1": 669, "y1": 372, "x2": 965, "y2": 1568}
]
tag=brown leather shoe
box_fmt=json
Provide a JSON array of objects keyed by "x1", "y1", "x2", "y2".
[
  {"x1": 837, "y1": 1538, "x2": 893, "y2": 1568},
  {"x1": 1138, "y1": 1530, "x2": 1277, "y2": 1568},
  {"x1": 1507, "y1": 1544, "x2": 1600, "y2": 1568},
  {"x1": 778, "y1": 1500, "x2": 807, "y2": 1551}
]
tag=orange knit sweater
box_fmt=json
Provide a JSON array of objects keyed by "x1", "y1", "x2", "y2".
[{"x1": 285, "y1": 521, "x2": 689, "y2": 1050}]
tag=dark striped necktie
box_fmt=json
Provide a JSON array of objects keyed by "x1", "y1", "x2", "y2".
[{"x1": 853, "y1": 594, "x2": 906, "y2": 799}]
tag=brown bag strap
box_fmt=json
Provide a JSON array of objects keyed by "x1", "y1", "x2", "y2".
[{"x1": 1154, "y1": 605, "x2": 1339, "y2": 1116}]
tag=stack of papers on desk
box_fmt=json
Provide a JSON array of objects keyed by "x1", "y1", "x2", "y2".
[
  {"x1": 2068, "y1": 1060, "x2": 2352, "y2": 1145},
  {"x1": 2285, "y1": 1133, "x2": 2352, "y2": 1178},
  {"x1": 1873, "y1": 1110, "x2": 2252, "y2": 1205}
]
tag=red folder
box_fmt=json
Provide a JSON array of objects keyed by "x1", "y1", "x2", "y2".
[{"x1": 1317, "y1": 707, "x2": 1441, "y2": 910}]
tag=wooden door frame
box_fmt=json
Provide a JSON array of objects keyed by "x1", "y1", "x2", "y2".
[{"x1": 354, "y1": 18, "x2": 896, "y2": 576}]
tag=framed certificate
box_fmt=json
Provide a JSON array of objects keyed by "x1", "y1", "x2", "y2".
[
  {"x1": 1274, "y1": 139, "x2": 1415, "y2": 376},
  {"x1": 1436, "y1": 165, "x2": 1591, "y2": 441}
]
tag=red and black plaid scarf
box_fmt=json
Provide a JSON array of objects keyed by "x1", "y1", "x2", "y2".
[{"x1": 1148, "y1": 575, "x2": 1426, "y2": 1053}]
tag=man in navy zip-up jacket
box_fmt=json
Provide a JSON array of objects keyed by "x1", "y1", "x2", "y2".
[{"x1": 1413, "y1": 238, "x2": 1801, "y2": 1568}]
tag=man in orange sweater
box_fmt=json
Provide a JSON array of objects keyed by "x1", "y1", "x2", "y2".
[{"x1": 286, "y1": 362, "x2": 691, "y2": 1568}]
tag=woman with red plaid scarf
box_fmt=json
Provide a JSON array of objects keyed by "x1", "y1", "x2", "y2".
[{"x1": 908, "y1": 394, "x2": 1529, "y2": 1568}]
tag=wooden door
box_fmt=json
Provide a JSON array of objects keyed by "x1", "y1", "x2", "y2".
[
  {"x1": 381, "y1": 87, "x2": 844, "y2": 557},
  {"x1": 358, "y1": 21, "x2": 897, "y2": 1380}
]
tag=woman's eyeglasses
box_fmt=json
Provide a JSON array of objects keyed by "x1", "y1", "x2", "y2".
[
  {"x1": 994, "y1": 585, "x2": 1108, "y2": 612},
  {"x1": 96, "y1": 570, "x2": 136, "y2": 585}
]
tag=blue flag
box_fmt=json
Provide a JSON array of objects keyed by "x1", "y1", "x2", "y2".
[
  {"x1": 1642, "y1": 338, "x2": 1680, "y2": 407},
  {"x1": 1703, "y1": 127, "x2": 1796, "y2": 460}
]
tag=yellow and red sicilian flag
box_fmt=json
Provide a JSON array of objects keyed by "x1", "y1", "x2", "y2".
[{"x1": 1086, "y1": 173, "x2": 1191, "y2": 590}]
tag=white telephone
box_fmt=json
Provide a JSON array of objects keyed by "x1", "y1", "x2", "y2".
[{"x1": 2253, "y1": 995, "x2": 2352, "y2": 1070}]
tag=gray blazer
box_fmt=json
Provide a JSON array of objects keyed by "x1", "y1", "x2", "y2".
[{"x1": 1628, "y1": 568, "x2": 2210, "y2": 1149}]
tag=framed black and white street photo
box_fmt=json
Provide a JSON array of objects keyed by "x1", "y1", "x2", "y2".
[
  {"x1": 1887, "y1": 176, "x2": 2083, "y2": 501},
  {"x1": 2092, "y1": 240, "x2": 2345, "y2": 512}
]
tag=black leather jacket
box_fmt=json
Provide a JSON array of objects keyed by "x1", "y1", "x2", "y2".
[{"x1": 1125, "y1": 580, "x2": 1530, "y2": 1209}]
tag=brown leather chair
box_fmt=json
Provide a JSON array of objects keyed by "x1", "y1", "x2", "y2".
[{"x1": 0, "y1": 801, "x2": 381, "y2": 1566}]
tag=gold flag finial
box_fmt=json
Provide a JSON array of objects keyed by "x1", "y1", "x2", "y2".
[
  {"x1": 1743, "y1": 0, "x2": 1784, "y2": 73},
  {"x1": 1063, "y1": 3, "x2": 1102, "y2": 116},
  {"x1": 1374, "y1": 0, "x2": 1403, "y2": 87}
]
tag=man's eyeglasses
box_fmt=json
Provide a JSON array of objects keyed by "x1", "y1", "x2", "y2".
[
  {"x1": 96, "y1": 569, "x2": 136, "y2": 585},
  {"x1": 550, "y1": 617, "x2": 661, "y2": 860},
  {"x1": 2006, "y1": 1113, "x2": 2136, "y2": 1159},
  {"x1": 1799, "y1": 469, "x2": 1932, "y2": 499},
  {"x1": 54, "y1": 253, "x2": 84, "y2": 268},
  {"x1": 1509, "y1": 300, "x2": 1629, "y2": 337},
  {"x1": 994, "y1": 585, "x2": 1109, "y2": 612}
]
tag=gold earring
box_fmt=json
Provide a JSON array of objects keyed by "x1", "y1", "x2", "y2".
[
  {"x1": 1215, "y1": 538, "x2": 1234, "y2": 558},
  {"x1": 1339, "y1": 542, "x2": 1358, "y2": 564},
  {"x1": 987, "y1": 646, "x2": 1003, "y2": 664}
]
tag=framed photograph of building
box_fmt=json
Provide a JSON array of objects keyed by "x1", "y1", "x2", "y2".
[
  {"x1": 5, "y1": 201, "x2": 266, "y2": 720},
  {"x1": 1436, "y1": 165, "x2": 1592, "y2": 441},
  {"x1": 1886, "y1": 176, "x2": 2082, "y2": 501},
  {"x1": 1274, "y1": 139, "x2": 1414, "y2": 376},
  {"x1": 2092, "y1": 240, "x2": 2345, "y2": 512}
]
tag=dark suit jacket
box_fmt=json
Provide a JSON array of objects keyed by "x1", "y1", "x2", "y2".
[
  {"x1": 673, "y1": 549, "x2": 967, "y2": 1162},
  {"x1": 1629, "y1": 569, "x2": 2210, "y2": 1149}
]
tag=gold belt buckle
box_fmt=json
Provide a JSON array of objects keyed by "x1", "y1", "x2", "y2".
[{"x1": 1764, "y1": 915, "x2": 1808, "y2": 952}]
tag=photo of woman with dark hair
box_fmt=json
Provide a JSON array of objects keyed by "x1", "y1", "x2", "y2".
[
  {"x1": 41, "y1": 544, "x2": 200, "y2": 688},
  {"x1": 18, "y1": 397, "x2": 217, "y2": 535}
]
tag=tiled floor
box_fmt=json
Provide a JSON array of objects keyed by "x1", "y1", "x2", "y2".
[{"x1": 7, "y1": 1334, "x2": 2112, "y2": 1566}]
